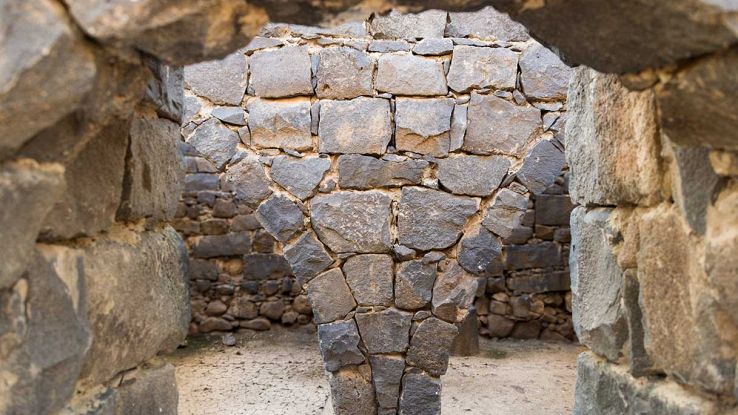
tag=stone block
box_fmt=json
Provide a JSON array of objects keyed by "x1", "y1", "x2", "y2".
[
  {"x1": 457, "y1": 226, "x2": 502, "y2": 275},
  {"x1": 487, "y1": 315, "x2": 515, "y2": 338},
  {"x1": 338, "y1": 154, "x2": 428, "y2": 189},
  {"x1": 311, "y1": 191, "x2": 393, "y2": 254},
  {"x1": 283, "y1": 231, "x2": 334, "y2": 282},
  {"x1": 79, "y1": 227, "x2": 188, "y2": 387},
  {"x1": 413, "y1": 38, "x2": 454, "y2": 55},
  {"x1": 355, "y1": 308, "x2": 413, "y2": 353},
  {"x1": 450, "y1": 309, "x2": 480, "y2": 357},
  {"x1": 211, "y1": 106, "x2": 247, "y2": 126},
  {"x1": 375, "y1": 54, "x2": 448, "y2": 96},
  {"x1": 567, "y1": 68, "x2": 663, "y2": 206},
  {"x1": 343, "y1": 254, "x2": 394, "y2": 306},
  {"x1": 406, "y1": 317, "x2": 459, "y2": 376},
  {"x1": 319, "y1": 97, "x2": 392, "y2": 155},
  {"x1": 247, "y1": 98, "x2": 312, "y2": 151},
  {"x1": 398, "y1": 371, "x2": 442, "y2": 415},
  {"x1": 450, "y1": 104, "x2": 468, "y2": 152},
  {"x1": 706, "y1": 181, "x2": 738, "y2": 330},
  {"x1": 369, "y1": 10, "x2": 447, "y2": 40},
  {"x1": 186, "y1": 118, "x2": 239, "y2": 169},
  {"x1": 464, "y1": 93, "x2": 541, "y2": 157},
  {"x1": 482, "y1": 188, "x2": 529, "y2": 238},
  {"x1": 447, "y1": 46, "x2": 518, "y2": 93},
  {"x1": 329, "y1": 366, "x2": 377, "y2": 415},
  {"x1": 317, "y1": 320, "x2": 365, "y2": 372},
  {"x1": 446, "y1": 6, "x2": 529, "y2": 42},
  {"x1": 570, "y1": 207, "x2": 627, "y2": 361},
  {"x1": 242, "y1": 253, "x2": 291, "y2": 280},
  {"x1": 517, "y1": 139, "x2": 566, "y2": 195},
  {"x1": 437, "y1": 155, "x2": 510, "y2": 196},
  {"x1": 185, "y1": 173, "x2": 220, "y2": 192},
  {"x1": 184, "y1": 51, "x2": 247, "y2": 105},
  {"x1": 255, "y1": 195, "x2": 305, "y2": 243},
  {"x1": 269, "y1": 155, "x2": 331, "y2": 200},
  {"x1": 395, "y1": 260, "x2": 438, "y2": 310},
  {"x1": 398, "y1": 187, "x2": 479, "y2": 251},
  {"x1": 370, "y1": 355, "x2": 405, "y2": 410},
  {"x1": 394, "y1": 98, "x2": 455, "y2": 157},
  {"x1": 316, "y1": 47, "x2": 374, "y2": 99},
  {"x1": 221, "y1": 157, "x2": 272, "y2": 207},
  {"x1": 111, "y1": 361, "x2": 179, "y2": 415},
  {"x1": 191, "y1": 232, "x2": 251, "y2": 258},
  {"x1": 535, "y1": 194, "x2": 575, "y2": 226},
  {"x1": 505, "y1": 242, "x2": 561, "y2": 270},
  {"x1": 519, "y1": 42, "x2": 574, "y2": 101},
  {"x1": 671, "y1": 145, "x2": 720, "y2": 235},
  {"x1": 369, "y1": 40, "x2": 413, "y2": 52},
  {"x1": 508, "y1": 271, "x2": 570, "y2": 294},
  {"x1": 144, "y1": 59, "x2": 183, "y2": 122},
  {"x1": 306, "y1": 268, "x2": 356, "y2": 324},
  {"x1": 249, "y1": 46, "x2": 313, "y2": 98},
  {"x1": 432, "y1": 261, "x2": 478, "y2": 323}
]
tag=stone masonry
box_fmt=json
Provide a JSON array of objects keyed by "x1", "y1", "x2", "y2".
[{"x1": 178, "y1": 9, "x2": 575, "y2": 414}]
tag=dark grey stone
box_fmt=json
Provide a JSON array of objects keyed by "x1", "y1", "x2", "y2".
[
  {"x1": 447, "y1": 46, "x2": 518, "y2": 93},
  {"x1": 329, "y1": 366, "x2": 377, "y2": 415},
  {"x1": 535, "y1": 194, "x2": 575, "y2": 226},
  {"x1": 343, "y1": 254, "x2": 394, "y2": 306},
  {"x1": 184, "y1": 51, "x2": 247, "y2": 105},
  {"x1": 376, "y1": 54, "x2": 448, "y2": 96},
  {"x1": 188, "y1": 258, "x2": 219, "y2": 281},
  {"x1": 211, "y1": 106, "x2": 247, "y2": 126},
  {"x1": 431, "y1": 261, "x2": 477, "y2": 323},
  {"x1": 505, "y1": 242, "x2": 561, "y2": 270},
  {"x1": 671, "y1": 145, "x2": 720, "y2": 235},
  {"x1": 283, "y1": 231, "x2": 334, "y2": 282},
  {"x1": 243, "y1": 253, "x2": 291, "y2": 280},
  {"x1": 517, "y1": 139, "x2": 566, "y2": 194},
  {"x1": 306, "y1": 268, "x2": 356, "y2": 324},
  {"x1": 144, "y1": 59, "x2": 183, "y2": 122},
  {"x1": 255, "y1": 195, "x2": 305, "y2": 242},
  {"x1": 413, "y1": 38, "x2": 454, "y2": 55},
  {"x1": 337, "y1": 154, "x2": 428, "y2": 189},
  {"x1": 519, "y1": 42, "x2": 574, "y2": 101},
  {"x1": 437, "y1": 155, "x2": 510, "y2": 196},
  {"x1": 406, "y1": 317, "x2": 459, "y2": 376},
  {"x1": 458, "y1": 226, "x2": 502, "y2": 275},
  {"x1": 249, "y1": 46, "x2": 312, "y2": 98},
  {"x1": 507, "y1": 271, "x2": 571, "y2": 294},
  {"x1": 446, "y1": 6, "x2": 529, "y2": 42},
  {"x1": 191, "y1": 232, "x2": 251, "y2": 258},
  {"x1": 450, "y1": 309, "x2": 480, "y2": 357},
  {"x1": 394, "y1": 97, "x2": 455, "y2": 157},
  {"x1": 270, "y1": 156, "x2": 331, "y2": 200},
  {"x1": 464, "y1": 93, "x2": 541, "y2": 157},
  {"x1": 395, "y1": 260, "x2": 437, "y2": 310},
  {"x1": 369, "y1": 9, "x2": 447, "y2": 40},
  {"x1": 185, "y1": 173, "x2": 220, "y2": 192},
  {"x1": 450, "y1": 104, "x2": 468, "y2": 152},
  {"x1": 482, "y1": 189, "x2": 529, "y2": 238},
  {"x1": 622, "y1": 269, "x2": 655, "y2": 376},
  {"x1": 317, "y1": 320, "x2": 365, "y2": 372},
  {"x1": 369, "y1": 355, "x2": 405, "y2": 410},
  {"x1": 187, "y1": 118, "x2": 239, "y2": 169},
  {"x1": 221, "y1": 157, "x2": 272, "y2": 207},
  {"x1": 319, "y1": 97, "x2": 392, "y2": 155},
  {"x1": 355, "y1": 308, "x2": 413, "y2": 353},
  {"x1": 316, "y1": 47, "x2": 374, "y2": 99},
  {"x1": 247, "y1": 98, "x2": 312, "y2": 151},
  {"x1": 398, "y1": 372, "x2": 442, "y2": 415}
]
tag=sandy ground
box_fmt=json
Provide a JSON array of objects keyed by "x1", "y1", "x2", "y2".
[{"x1": 167, "y1": 326, "x2": 583, "y2": 415}]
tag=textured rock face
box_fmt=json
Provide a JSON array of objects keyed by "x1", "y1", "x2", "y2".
[
  {"x1": 306, "y1": 269, "x2": 356, "y2": 324},
  {"x1": 184, "y1": 51, "x2": 248, "y2": 105},
  {"x1": 319, "y1": 97, "x2": 392, "y2": 155},
  {"x1": 398, "y1": 372, "x2": 442, "y2": 415},
  {"x1": 338, "y1": 154, "x2": 428, "y2": 189},
  {"x1": 343, "y1": 254, "x2": 394, "y2": 306},
  {"x1": 270, "y1": 156, "x2": 331, "y2": 200},
  {"x1": 369, "y1": 9, "x2": 447, "y2": 40},
  {"x1": 519, "y1": 42, "x2": 574, "y2": 102},
  {"x1": 283, "y1": 231, "x2": 333, "y2": 282},
  {"x1": 395, "y1": 98, "x2": 455, "y2": 156},
  {"x1": 187, "y1": 118, "x2": 239, "y2": 169},
  {"x1": 370, "y1": 355, "x2": 405, "y2": 410},
  {"x1": 465, "y1": 93, "x2": 541, "y2": 156},
  {"x1": 249, "y1": 46, "x2": 313, "y2": 98},
  {"x1": 317, "y1": 320, "x2": 365, "y2": 372},
  {"x1": 447, "y1": 46, "x2": 518, "y2": 93},
  {"x1": 406, "y1": 317, "x2": 459, "y2": 376},
  {"x1": 431, "y1": 261, "x2": 478, "y2": 323},
  {"x1": 355, "y1": 308, "x2": 413, "y2": 353},
  {"x1": 221, "y1": 157, "x2": 272, "y2": 207},
  {"x1": 446, "y1": 6, "x2": 529, "y2": 42},
  {"x1": 316, "y1": 47, "x2": 375, "y2": 99},
  {"x1": 375, "y1": 54, "x2": 448, "y2": 96},
  {"x1": 437, "y1": 155, "x2": 510, "y2": 196},
  {"x1": 516, "y1": 139, "x2": 566, "y2": 195},
  {"x1": 247, "y1": 98, "x2": 312, "y2": 151},
  {"x1": 395, "y1": 260, "x2": 438, "y2": 310},
  {"x1": 329, "y1": 365, "x2": 377, "y2": 415},
  {"x1": 255, "y1": 195, "x2": 305, "y2": 242}
]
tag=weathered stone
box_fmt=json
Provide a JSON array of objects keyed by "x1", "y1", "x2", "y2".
[
  {"x1": 449, "y1": 104, "x2": 468, "y2": 152},
  {"x1": 241, "y1": 317, "x2": 271, "y2": 331},
  {"x1": 406, "y1": 317, "x2": 458, "y2": 376},
  {"x1": 144, "y1": 59, "x2": 183, "y2": 122},
  {"x1": 191, "y1": 232, "x2": 251, "y2": 258},
  {"x1": 519, "y1": 42, "x2": 574, "y2": 101},
  {"x1": 247, "y1": 98, "x2": 312, "y2": 151},
  {"x1": 338, "y1": 154, "x2": 428, "y2": 189},
  {"x1": 438, "y1": 155, "x2": 510, "y2": 196},
  {"x1": 283, "y1": 231, "x2": 334, "y2": 282},
  {"x1": 570, "y1": 207, "x2": 627, "y2": 361},
  {"x1": 0, "y1": 0, "x2": 97, "y2": 158},
  {"x1": 398, "y1": 187, "x2": 479, "y2": 251},
  {"x1": 671, "y1": 145, "x2": 720, "y2": 235},
  {"x1": 79, "y1": 227, "x2": 188, "y2": 386},
  {"x1": 211, "y1": 106, "x2": 247, "y2": 126},
  {"x1": 432, "y1": 261, "x2": 478, "y2": 323},
  {"x1": 329, "y1": 366, "x2": 377, "y2": 415},
  {"x1": 187, "y1": 118, "x2": 239, "y2": 169},
  {"x1": 394, "y1": 98, "x2": 455, "y2": 157},
  {"x1": 117, "y1": 110, "x2": 183, "y2": 222},
  {"x1": 464, "y1": 93, "x2": 541, "y2": 156},
  {"x1": 446, "y1": 6, "x2": 529, "y2": 42},
  {"x1": 343, "y1": 254, "x2": 394, "y2": 306},
  {"x1": 317, "y1": 320, "x2": 365, "y2": 372},
  {"x1": 457, "y1": 226, "x2": 502, "y2": 275},
  {"x1": 269, "y1": 156, "x2": 330, "y2": 200},
  {"x1": 107, "y1": 361, "x2": 179, "y2": 415},
  {"x1": 230, "y1": 297, "x2": 259, "y2": 320},
  {"x1": 355, "y1": 308, "x2": 413, "y2": 353},
  {"x1": 535, "y1": 194, "x2": 575, "y2": 226},
  {"x1": 413, "y1": 38, "x2": 454, "y2": 55},
  {"x1": 311, "y1": 191, "x2": 393, "y2": 253},
  {"x1": 508, "y1": 270, "x2": 571, "y2": 294},
  {"x1": 243, "y1": 253, "x2": 291, "y2": 280},
  {"x1": 567, "y1": 68, "x2": 663, "y2": 206},
  {"x1": 506, "y1": 241, "x2": 561, "y2": 270},
  {"x1": 516, "y1": 139, "x2": 566, "y2": 194},
  {"x1": 184, "y1": 51, "x2": 247, "y2": 105},
  {"x1": 706, "y1": 181, "x2": 738, "y2": 331},
  {"x1": 243, "y1": 36, "x2": 284, "y2": 55},
  {"x1": 249, "y1": 46, "x2": 313, "y2": 98},
  {"x1": 487, "y1": 315, "x2": 515, "y2": 338},
  {"x1": 369, "y1": 355, "x2": 405, "y2": 410},
  {"x1": 316, "y1": 47, "x2": 374, "y2": 99},
  {"x1": 185, "y1": 173, "x2": 219, "y2": 192},
  {"x1": 221, "y1": 157, "x2": 272, "y2": 207},
  {"x1": 375, "y1": 54, "x2": 448, "y2": 96},
  {"x1": 369, "y1": 10, "x2": 447, "y2": 40},
  {"x1": 450, "y1": 308, "x2": 480, "y2": 356},
  {"x1": 306, "y1": 269, "x2": 356, "y2": 324},
  {"x1": 395, "y1": 260, "x2": 438, "y2": 310},
  {"x1": 447, "y1": 46, "x2": 518, "y2": 93},
  {"x1": 255, "y1": 195, "x2": 305, "y2": 243},
  {"x1": 398, "y1": 371, "x2": 442, "y2": 415},
  {"x1": 482, "y1": 188, "x2": 529, "y2": 238},
  {"x1": 319, "y1": 97, "x2": 392, "y2": 155}
]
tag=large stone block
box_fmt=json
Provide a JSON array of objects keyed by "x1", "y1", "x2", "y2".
[
  {"x1": 508, "y1": 270, "x2": 570, "y2": 294},
  {"x1": 505, "y1": 242, "x2": 561, "y2": 270},
  {"x1": 0, "y1": 0, "x2": 97, "y2": 159},
  {"x1": 243, "y1": 253, "x2": 292, "y2": 281},
  {"x1": 519, "y1": 42, "x2": 574, "y2": 101},
  {"x1": 247, "y1": 98, "x2": 312, "y2": 151},
  {"x1": 447, "y1": 46, "x2": 518, "y2": 93},
  {"x1": 270, "y1": 155, "x2": 331, "y2": 200},
  {"x1": 317, "y1": 320, "x2": 365, "y2": 372},
  {"x1": 369, "y1": 9, "x2": 447, "y2": 40},
  {"x1": 316, "y1": 47, "x2": 374, "y2": 99},
  {"x1": 406, "y1": 317, "x2": 458, "y2": 377},
  {"x1": 329, "y1": 366, "x2": 377, "y2": 415},
  {"x1": 395, "y1": 259, "x2": 438, "y2": 310},
  {"x1": 398, "y1": 371, "x2": 442, "y2": 415},
  {"x1": 432, "y1": 261, "x2": 478, "y2": 323},
  {"x1": 375, "y1": 54, "x2": 448, "y2": 96},
  {"x1": 457, "y1": 226, "x2": 502, "y2": 275},
  {"x1": 482, "y1": 188, "x2": 529, "y2": 238},
  {"x1": 343, "y1": 254, "x2": 394, "y2": 306},
  {"x1": 369, "y1": 355, "x2": 405, "y2": 410},
  {"x1": 143, "y1": 59, "x2": 183, "y2": 122},
  {"x1": 535, "y1": 194, "x2": 575, "y2": 226},
  {"x1": 355, "y1": 308, "x2": 413, "y2": 353},
  {"x1": 255, "y1": 195, "x2": 305, "y2": 243},
  {"x1": 109, "y1": 361, "x2": 179, "y2": 415},
  {"x1": 437, "y1": 155, "x2": 510, "y2": 196},
  {"x1": 0, "y1": 160, "x2": 65, "y2": 288},
  {"x1": 395, "y1": 98, "x2": 455, "y2": 157},
  {"x1": 306, "y1": 268, "x2": 356, "y2": 324},
  {"x1": 248, "y1": 45, "x2": 313, "y2": 98},
  {"x1": 398, "y1": 187, "x2": 479, "y2": 251},
  {"x1": 79, "y1": 227, "x2": 189, "y2": 387},
  {"x1": 446, "y1": 6, "x2": 529, "y2": 42},
  {"x1": 221, "y1": 157, "x2": 272, "y2": 207},
  {"x1": 184, "y1": 51, "x2": 247, "y2": 105},
  {"x1": 567, "y1": 68, "x2": 663, "y2": 206},
  {"x1": 319, "y1": 97, "x2": 392, "y2": 155},
  {"x1": 117, "y1": 110, "x2": 183, "y2": 222},
  {"x1": 670, "y1": 145, "x2": 720, "y2": 236},
  {"x1": 186, "y1": 118, "x2": 239, "y2": 169},
  {"x1": 311, "y1": 191, "x2": 393, "y2": 253},
  {"x1": 283, "y1": 231, "x2": 334, "y2": 282},
  {"x1": 516, "y1": 139, "x2": 566, "y2": 195},
  {"x1": 191, "y1": 232, "x2": 251, "y2": 258},
  {"x1": 464, "y1": 93, "x2": 541, "y2": 157},
  {"x1": 337, "y1": 154, "x2": 428, "y2": 189}
]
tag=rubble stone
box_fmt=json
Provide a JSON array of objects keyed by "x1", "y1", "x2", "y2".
[
  {"x1": 447, "y1": 46, "x2": 518, "y2": 93},
  {"x1": 437, "y1": 155, "x2": 510, "y2": 196},
  {"x1": 319, "y1": 97, "x2": 392, "y2": 155},
  {"x1": 184, "y1": 51, "x2": 247, "y2": 105},
  {"x1": 317, "y1": 320, "x2": 365, "y2": 372},
  {"x1": 464, "y1": 93, "x2": 541, "y2": 156},
  {"x1": 355, "y1": 308, "x2": 413, "y2": 353},
  {"x1": 316, "y1": 47, "x2": 375, "y2": 99},
  {"x1": 306, "y1": 269, "x2": 356, "y2": 324},
  {"x1": 343, "y1": 254, "x2": 394, "y2": 306}
]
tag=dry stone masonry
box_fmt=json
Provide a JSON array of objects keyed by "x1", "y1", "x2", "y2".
[{"x1": 178, "y1": 8, "x2": 575, "y2": 414}]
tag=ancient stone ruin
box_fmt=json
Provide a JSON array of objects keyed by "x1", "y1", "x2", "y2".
[{"x1": 1, "y1": 0, "x2": 737, "y2": 414}]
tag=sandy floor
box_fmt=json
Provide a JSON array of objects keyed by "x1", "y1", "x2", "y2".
[{"x1": 167, "y1": 326, "x2": 583, "y2": 415}]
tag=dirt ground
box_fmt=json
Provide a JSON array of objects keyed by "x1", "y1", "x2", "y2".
[{"x1": 167, "y1": 326, "x2": 583, "y2": 415}]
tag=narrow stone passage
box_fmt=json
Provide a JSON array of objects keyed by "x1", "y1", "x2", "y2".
[{"x1": 168, "y1": 327, "x2": 581, "y2": 415}]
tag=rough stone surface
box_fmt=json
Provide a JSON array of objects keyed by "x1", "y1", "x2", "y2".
[
  {"x1": 406, "y1": 317, "x2": 459, "y2": 376},
  {"x1": 355, "y1": 308, "x2": 413, "y2": 353},
  {"x1": 535, "y1": 195, "x2": 575, "y2": 226},
  {"x1": 319, "y1": 98, "x2": 392, "y2": 155},
  {"x1": 432, "y1": 261, "x2": 478, "y2": 323},
  {"x1": 450, "y1": 104, "x2": 468, "y2": 152},
  {"x1": 398, "y1": 372, "x2": 442, "y2": 415},
  {"x1": 413, "y1": 38, "x2": 454, "y2": 55},
  {"x1": 249, "y1": 46, "x2": 313, "y2": 98},
  {"x1": 329, "y1": 366, "x2": 377, "y2": 415},
  {"x1": 109, "y1": 362, "x2": 179, "y2": 415},
  {"x1": 519, "y1": 42, "x2": 574, "y2": 101},
  {"x1": 516, "y1": 139, "x2": 566, "y2": 194},
  {"x1": 283, "y1": 231, "x2": 334, "y2": 282},
  {"x1": 270, "y1": 156, "x2": 331, "y2": 200},
  {"x1": 447, "y1": 46, "x2": 518, "y2": 93},
  {"x1": 375, "y1": 54, "x2": 448, "y2": 96},
  {"x1": 457, "y1": 226, "x2": 502, "y2": 275},
  {"x1": 316, "y1": 47, "x2": 375, "y2": 99},
  {"x1": 671, "y1": 145, "x2": 720, "y2": 235},
  {"x1": 317, "y1": 320, "x2": 365, "y2": 372},
  {"x1": 437, "y1": 155, "x2": 510, "y2": 196},
  {"x1": 184, "y1": 51, "x2": 247, "y2": 105},
  {"x1": 395, "y1": 98, "x2": 455, "y2": 156},
  {"x1": 255, "y1": 195, "x2": 305, "y2": 242},
  {"x1": 187, "y1": 118, "x2": 239, "y2": 169},
  {"x1": 464, "y1": 93, "x2": 541, "y2": 157},
  {"x1": 306, "y1": 268, "x2": 356, "y2": 324},
  {"x1": 311, "y1": 191, "x2": 393, "y2": 253},
  {"x1": 338, "y1": 154, "x2": 428, "y2": 189},
  {"x1": 247, "y1": 98, "x2": 312, "y2": 151},
  {"x1": 395, "y1": 260, "x2": 438, "y2": 310},
  {"x1": 221, "y1": 157, "x2": 272, "y2": 207},
  {"x1": 369, "y1": 9, "x2": 447, "y2": 40},
  {"x1": 211, "y1": 106, "x2": 247, "y2": 126},
  {"x1": 506, "y1": 242, "x2": 561, "y2": 270},
  {"x1": 369, "y1": 355, "x2": 405, "y2": 410},
  {"x1": 343, "y1": 254, "x2": 394, "y2": 306},
  {"x1": 482, "y1": 188, "x2": 529, "y2": 238},
  {"x1": 398, "y1": 187, "x2": 479, "y2": 251},
  {"x1": 446, "y1": 6, "x2": 529, "y2": 42},
  {"x1": 706, "y1": 181, "x2": 738, "y2": 332}
]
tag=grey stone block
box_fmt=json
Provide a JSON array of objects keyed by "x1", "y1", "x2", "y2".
[
  {"x1": 446, "y1": 6, "x2": 530, "y2": 42},
  {"x1": 270, "y1": 156, "x2": 331, "y2": 200},
  {"x1": 211, "y1": 106, "x2": 247, "y2": 126},
  {"x1": 283, "y1": 231, "x2": 334, "y2": 282},
  {"x1": 337, "y1": 154, "x2": 428, "y2": 189},
  {"x1": 306, "y1": 268, "x2": 356, "y2": 324},
  {"x1": 395, "y1": 260, "x2": 437, "y2": 310},
  {"x1": 519, "y1": 42, "x2": 574, "y2": 101},
  {"x1": 249, "y1": 46, "x2": 313, "y2": 98},
  {"x1": 317, "y1": 320, "x2": 365, "y2": 372},
  {"x1": 447, "y1": 46, "x2": 518, "y2": 93},
  {"x1": 369, "y1": 9, "x2": 447, "y2": 40},
  {"x1": 465, "y1": 93, "x2": 541, "y2": 157},
  {"x1": 431, "y1": 261, "x2": 477, "y2": 323},
  {"x1": 329, "y1": 366, "x2": 377, "y2": 415},
  {"x1": 506, "y1": 242, "x2": 562, "y2": 270},
  {"x1": 191, "y1": 232, "x2": 251, "y2": 258},
  {"x1": 370, "y1": 355, "x2": 405, "y2": 410},
  {"x1": 184, "y1": 51, "x2": 247, "y2": 105},
  {"x1": 398, "y1": 371, "x2": 442, "y2": 415},
  {"x1": 343, "y1": 254, "x2": 394, "y2": 306},
  {"x1": 406, "y1": 317, "x2": 459, "y2": 376},
  {"x1": 319, "y1": 97, "x2": 392, "y2": 155},
  {"x1": 413, "y1": 38, "x2": 454, "y2": 56},
  {"x1": 247, "y1": 98, "x2": 312, "y2": 151},
  {"x1": 535, "y1": 194, "x2": 575, "y2": 226},
  {"x1": 221, "y1": 157, "x2": 272, "y2": 207},
  {"x1": 355, "y1": 308, "x2": 413, "y2": 353},
  {"x1": 144, "y1": 59, "x2": 183, "y2": 122},
  {"x1": 187, "y1": 118, "x2": 239, "y2": 169},
  {"x1": 437, "y1": 154, "x2": 510, "y2": 196},
  {"x1": 316, "y1": 47, "x2": 374, "y2": 99},
  {"x1": 517, "y1": 139, "x2": 566, "y2": 195},
  {"x1": 671, "y1": 145, "x2": 720, "y2": 235},
  {"x1": 395, "y1": 97, "x2": 455, "y2": 157},
  {"x1": 255, "y1": 195, "x2": 305, "y2": 243},
  {"x1": 376, "y1": 54, "x2": 448, "y2": 96},
  {"x1": 449, "y1": 104, "x2": 468, "y2": 152},
  {"x1": 243, "y1": 253, "x2": 291, "y2": 281},
  {"x1": 457, "y1": 226, "x2": 502, "y2": 275}
]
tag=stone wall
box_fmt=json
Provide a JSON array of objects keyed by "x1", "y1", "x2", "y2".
[{"x1": 178, "y1": 8, "x2": 576, "y2": 344}]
